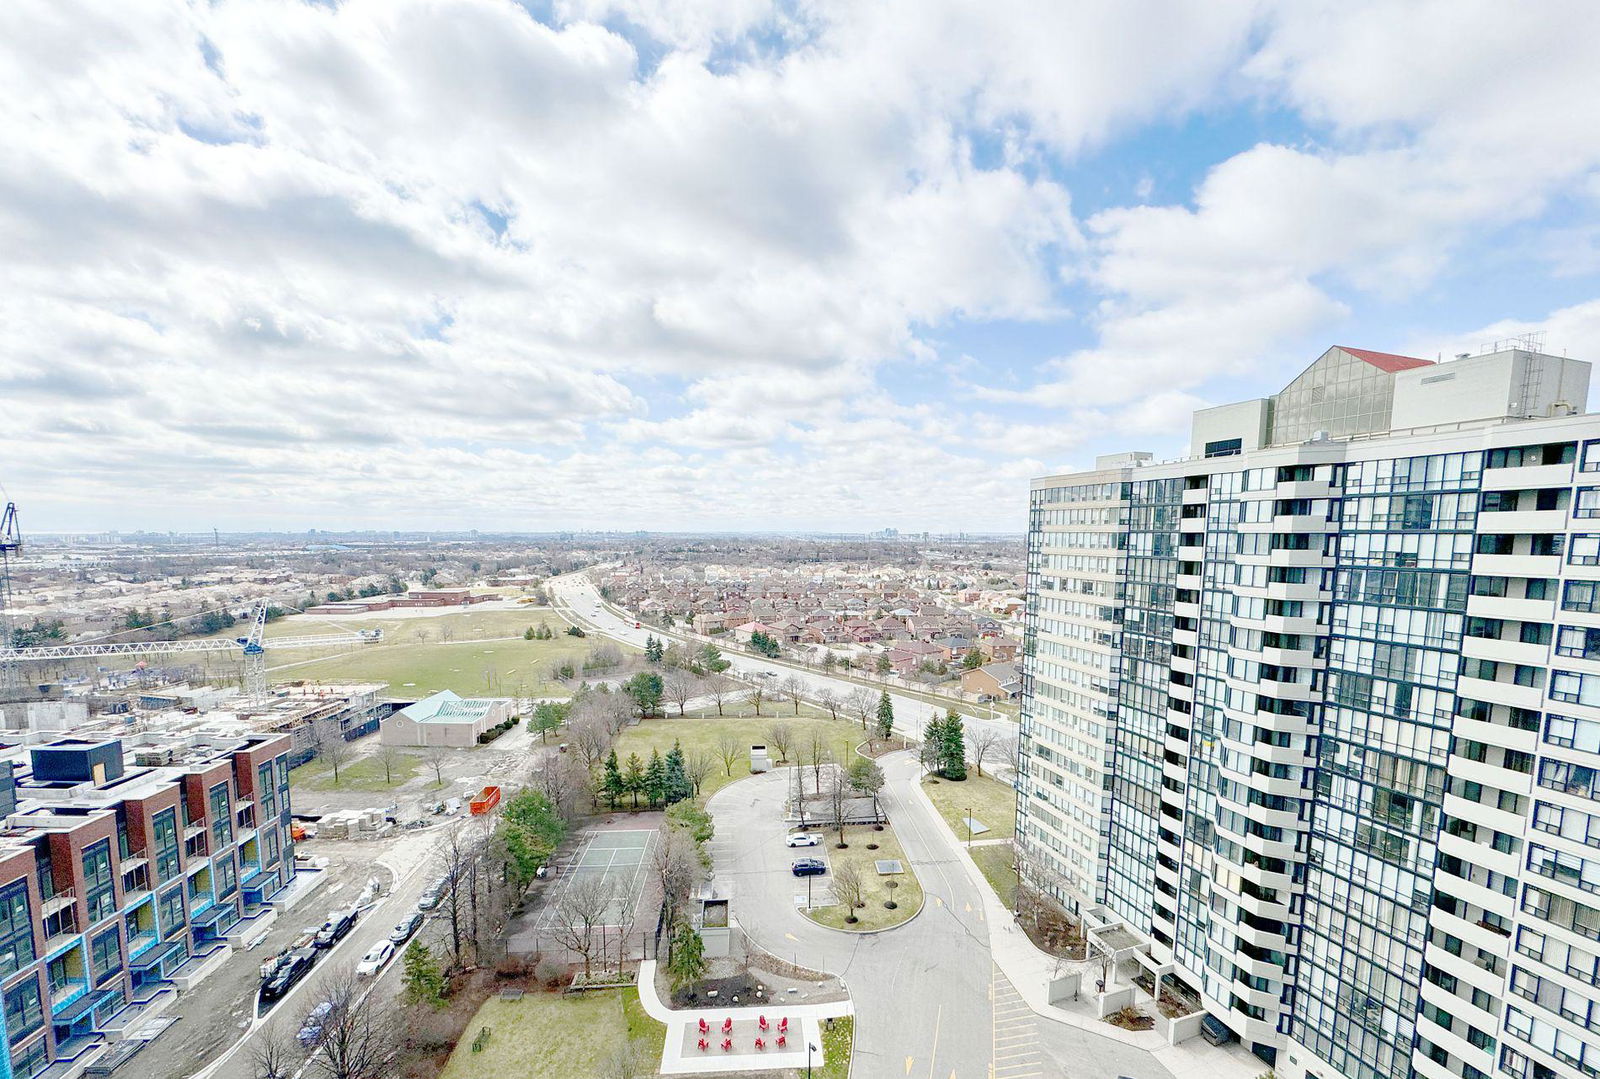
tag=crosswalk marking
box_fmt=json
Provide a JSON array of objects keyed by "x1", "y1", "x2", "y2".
[{"x1": 990, "y1": 964, "x2": 1042, "y2": 1079}]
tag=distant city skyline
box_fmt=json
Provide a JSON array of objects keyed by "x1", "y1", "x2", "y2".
[{"x1": 6, "y1": 2, "x2": 1600, "y2": 533}]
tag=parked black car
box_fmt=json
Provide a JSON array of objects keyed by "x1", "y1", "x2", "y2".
[
  {"x1": 314, "y1": 909, "x2": 358, "y2": 949},
  {"x1": 260, "y1": 948, "x2": 317, "y2": 1002},
  {"x1": 791, "y1": 858, "x2": 827, "y2": 877},
  {"x1": 389, "y1": 912, "x2": 425, "y2": 946}
]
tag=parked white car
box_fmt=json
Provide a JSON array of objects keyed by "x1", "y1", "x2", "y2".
[
  {"x1": 785, "y1": 833, "x2": 821, "y2": 848},
  {"x1": 355, "y1": 941, "x2": 395, "y2": 977}
]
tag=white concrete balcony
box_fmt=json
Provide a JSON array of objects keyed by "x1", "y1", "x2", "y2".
[
  {"x1": 1173, "y1": 600, "x2": 1200, "y2": 621},
  {"x1": 1432, "y1": 907, "x2": 1511, "y2": 962},
  {"x1": 1448, "y1": 755, "x2": 1534, "y2": 795},
  {"x1": 1172, "y1": 628, "x2": 1197, "y2": 648},
  {"x1": 1465, "y1": 591, "x2": 1556, "y2": 624},
  {"x1": 1480, "y1": 462, "x2": 1575, "y2": 490},
  {"x1": 1275, "y1": 480, "x2": 1333, "y2": 499},
  {"x1": 1443, "y1": 792, "x2": 1526, "y2": 838},
  {"x1": 1413, "y1": 1014, "x2": 1494, "y2": 1077},
  {"x1": 1267, "y1": 546, "x2": 1326, "y2": 567},
  {"x1": 1477, "y1": 508, "x2": 1569, "y2": 533},
  {"x1": 1181, "y1": 485, "x2": 1208, "y2": 504},
  {"x1": 1257, "y1": 676, "x2": 1318, "y2": 701},
  {"x1": 1450, "y1": 715, "x2": 1537, "y2": 755},
  {"x1": 1259, "y1": 644, "x2": 1317, "y2": 667},
  {"x1": 1177, "y1": 544, "x2": 1205, "y2": 562},
  {"x1": 1472, "y1": 553, "x2": 1562, "y2": 579},
  {"x1": 1455, "y1": 675, "x2": 1545, "y2": 711},
  {"x1": 1460, "y1": 635, "x2": 1550, "y2": 668},
  {"x1": 1273, "y1": 514, "x2": 1330, "y2": 533}
]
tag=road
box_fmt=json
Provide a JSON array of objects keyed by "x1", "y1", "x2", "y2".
[
  {"x1": 197, "y1": 826, "x2": 446, "y2": 1079},
  {"x1": 556, "y1": 571, "x2": 1173, "y2": 1079},
  {"x1": 547, "y1": 574, "x2": 1018, "y2": 746}
]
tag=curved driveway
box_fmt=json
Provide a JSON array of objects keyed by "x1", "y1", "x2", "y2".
[{"x1": 708, "y1": 754, "x2": 994, "y2": 1079}]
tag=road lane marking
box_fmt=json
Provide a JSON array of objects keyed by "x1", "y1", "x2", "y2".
[
  {"x1": 927, "y1": 1003, "x2": 942, "y2": 1079},
  {"x1": 905, "y1": 1057, "x2": 914, "y2": 1075}
]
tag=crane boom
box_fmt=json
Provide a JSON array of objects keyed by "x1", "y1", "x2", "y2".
[{"x1": 0, "y1": 631, "x2": 378, "y2": 664}]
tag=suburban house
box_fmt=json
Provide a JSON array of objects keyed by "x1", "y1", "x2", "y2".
[{"x1": 960, "y1": 662, "x2": 1021, "y2": 699}]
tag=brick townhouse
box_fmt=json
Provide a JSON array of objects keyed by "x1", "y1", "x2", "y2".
[{"x1": 0, "y1": 732, "x2": 294, "y2": 1079}]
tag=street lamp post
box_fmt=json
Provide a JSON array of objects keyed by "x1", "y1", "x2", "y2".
[
  {"x1": 807, "y1": 1040, "x2": 818, "y2": 1078},
  {"x1": 966, "y1": 806, "x2": 972, "y2": 848}
]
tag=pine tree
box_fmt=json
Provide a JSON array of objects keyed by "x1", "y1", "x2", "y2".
[
  {"x1": 664, "y1": 741, "x2": 691, "y2": 805},
  {"x1": 644, "y1": 748, "x2": 667, "y2": 809},
  {"x1": 623, "y1": 752, "x2": 646, "y2": 810},
  {"x1": 645, "y1": 634, "x2": 664, "y2": 664},
  {"x1": 919, "y1": 714, "x2": 944, "y2": 774},
  {"x1": 875, "y1": 690, "x2": 895, "y2": 741},
  {"x1": 602, "y1": 750, "x2": 625, "y2": 809},
  {"x1": 666, "y1": 921, "x2": 706, "y2": 989},
  {"x1": 941, "y1": 709, "x2": 967, "y2": 780},
  {"x1": 400, "y1": 941, "x2": 446, "y2": 1007}
]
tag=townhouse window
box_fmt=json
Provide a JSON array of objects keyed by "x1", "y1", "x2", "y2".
[
  {"x1": 82, "y1": 840, "x2": 115, "y2": 924},
  {"x1": 214, "y1": 853, "x2": 237, "y2": 900},
  {"x1": 257, "y1": 763, "x2": 276, "y2": 819},
  {"x1": 3, "y1": 973, "x2": 42, "y2": 1045},
  {"x1": 153, "y1": 807, "x2": 180, "y2": 881},
  {"x1": 89, "y1": 928, "x2": 120, "y2": 985},
  {"x1": 157, "y1": 887, "x2": 184, "y2": 935},
  {"x1": 0, "y1": 879, "x2": 36, "y2": 979},
  {"x1": 1577, "y1": 487, "x2": 1600, "y2": 518}
]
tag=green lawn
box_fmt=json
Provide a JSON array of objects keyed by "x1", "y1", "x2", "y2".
[
  {"x1": 265, "y1": 630, "x2": 600, "y2": 698},
  {"x1": 804, "y1": 824, "x2": 923, "y2": 931},
  {"x1": 289, "y1": 749, "x2": 425, "y2": 792},
  {"x1": 970, "y1": 843, "x2": 1018, "y2": 909},
  {"x1": 821, "y1": 1015, "x2": 854, "y2": 1079},
  {"x1": 921, "y1": 772, "x2": 1017, "y2": 841},
  {"x1": 438, "y1": 987, "x2": 665, "y2": 1079},
  {"x1": 614, "y1": 711, "x2": 869, "y2": 800}
]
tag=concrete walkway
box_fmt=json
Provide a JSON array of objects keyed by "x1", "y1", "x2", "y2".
[
  {"x1": 906, "y1": 778, "x2": 1266, "y2": 1079},
  {"x1": 636, "y1": 960, "x2": 852, "y2": 1075}
]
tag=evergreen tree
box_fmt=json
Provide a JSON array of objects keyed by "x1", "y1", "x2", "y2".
[
  {"x1": 697, "y1": 643, "x2": 731, "y2": 672},
  {"x1": 666, "y1": 921, "x2": 707, "y2": 989},
  {"x1": 875, "y1": 690, "x2": 895, "y2": 741},
  {"x1": 919, "y1": 714, "x2": 944, "y2": 774},
  {"x1": 623, "y1": 752, "x2": 647, "y2": 810},
  {"x1": 663, "y1": 741, "x2": 691, "y2": 804},
  {"x1": 644, "y1": 748, "x2": 667, "y2": 808},
  {"x1": 400, "y1": 941, "x2": 446, "y2": 1007},
  {"x1": 623, "y1": 671, "x2": 664, "y2": 717},
  {"x1": 940, "y1": 709, "x2": 967, "y2": 780},
  {"x1": 602, "y1": 750, "x2": 626, "y2": 809},
  {"x1": 961, "y1": 648, "x2": 985, "y2": 670},
  {"x1": 644, "y1": 634, "x2": 664, "y2": 663}
]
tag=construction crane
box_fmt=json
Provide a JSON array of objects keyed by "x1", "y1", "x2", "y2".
[
  {"x1": 0, "y1": 599, "x2": 383, "y2": 706},
  {"x1": 0, "y1": 502, "x2": 21, "y2": 693}
]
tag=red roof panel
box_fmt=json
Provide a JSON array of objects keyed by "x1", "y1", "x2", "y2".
[{"x1": 1337, "y1": 347, "x2": 1434, "y2": 373}]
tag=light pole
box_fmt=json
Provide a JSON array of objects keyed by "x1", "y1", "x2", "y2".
[
  {"x1": 966, "y1": 806, "x2": 972, "y2": 848},
  {"x1": 807, "y1": 1040, "x2": 818, "y2": 1078}
]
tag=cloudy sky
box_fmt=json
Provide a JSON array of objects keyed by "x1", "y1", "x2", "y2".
[{"x1": 6, "y1": 1, "x2": 1600, "y2": 534}]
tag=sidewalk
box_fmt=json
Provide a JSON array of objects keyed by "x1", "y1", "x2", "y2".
[
  {"x1": 636, "y1": 960, "x2": 853, "y2": 1076},
  {"x1": 906, "y1": 779, "x2": 1265, "y2": 1079}
]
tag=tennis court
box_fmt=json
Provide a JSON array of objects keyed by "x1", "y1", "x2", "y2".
[{"x1": 536, "y1": 829, "x2": 655, "y2": 928}]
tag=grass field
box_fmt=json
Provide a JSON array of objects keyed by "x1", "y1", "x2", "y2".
[
  {"x1": 970, "y1": 843, "x2": 1018, "y2": 909},
  {"x1": 289, "y1": 749, "x2": 425, "y2": 792},
  {"x1": 438, "y1": 987, "x2": 664, "y2": 1079},
  {"x1": 921, "y1": 772, "x2": 1017, "y2": 841},
  {"x1": 821, "y1": 1015, "x2": 853, "y2": 1079},
  {"x1": 804, "y1": 824, "x2": 923, "y2": 931},
  {"x1": 613, "y1": 709, "x2": 871, "y2": 800},
  {"x1": 261, "y1": 605, "x2": 626, "y2": 698}
]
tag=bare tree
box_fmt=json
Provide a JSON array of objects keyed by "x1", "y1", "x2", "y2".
[
  {"x1": 305, "y1": 965, "x2": 398, "y2": 1079},
  {"x1": 652, "y1": 825, "x2": 702, "y2": 945},
  {"x1": 251, "y1": 1019, "x2": 303, "y2": 1079},
  {"x1": 422, "y1": 743, "x2": 451, "y2": 787},
  {"x1": 377, "y1": 742, "x2": 405, "y2": 786},
  {"x1": 566, "y1": 710, "x2": 612, "y2": 770},
  {"x1": 715, "y1": 733, "x2": 742, "y2": 777},
  {"x1": 806, "y1": 731, "x2": 830, "y2": 795},
  {"x1": 748, "y1": 683, "x2": 766, "y2": 716},
  {"x1": 778, "y1": 675, "x2": 805, "y2": 715},
  {"x1": 703, "y1": 677, "x2": 734, "y2": 717},
  {"x1": 823, "y1": 766, "x2": 850, "y2": 847},
  {"x1": 434, "y1": 823, "x2": 480, "y2": 970},
  {"x1": 683, "y1": 749, "x2": 716, "y2": 797},
  {"x1": 848, "y1": 688, "x2": 877, "y2": 732},
  {"x1": 815, "y1": 689, "x2": 842, "y2": 723},
  {"x1": 766, "y1": 721, "x2": 795, "y2": 764},
  {"x1": 967, "y1": 726, "x2": 1004, "y2": 778},
  {"x1": 662, "y1": 670, "x2": 699, "y2": 717},
  {"x1": 533, "y1": 752, "x2": 590, "y2": 821},
  {"x1": 549, "y1": 873, "x2": 612, "y2": 978},
  {"x1": 831, "y1": 862, "x2": 865, "y2": 920},
  {"x1": 314, "y1": 722, "x2": 352, "y2": 784}
]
